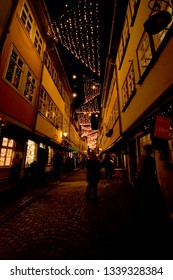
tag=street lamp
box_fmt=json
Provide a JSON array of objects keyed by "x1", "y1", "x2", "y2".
[{"x1": 144, "y1": 0, "x2": 173, "y2": 34}]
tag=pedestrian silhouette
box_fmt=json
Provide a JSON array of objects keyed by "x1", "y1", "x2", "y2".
[
  {"x1": 103, "y1": 152, "x2": 114, "y2": 180},
  {"x1": 52, "y1": 150, "x2": 63, "y2": 179},
  {"x1": 10, "y1": 153, "x2": 22, "y2": 187},
  {"x1": 136, "y1": 144, "x2": 169, "y2": 232},
  {"x1": 86, "y1": 151, "x2": 101, "y2": 201}
]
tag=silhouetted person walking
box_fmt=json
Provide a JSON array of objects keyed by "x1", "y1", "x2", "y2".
[
  {"x1": 86, "y1": 151, "x2": 100, "y2": 201},
  {"x1": 103, "y1": 152, "x2": 114, "y2": 180},
  {"x1": 52, "y1": 150, "x2": 63, "y2": 179},
  {"x1": 136, "y1": 144, "x2": 169, "y2": 245}
]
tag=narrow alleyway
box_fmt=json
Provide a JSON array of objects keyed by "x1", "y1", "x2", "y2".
[{"x1": 0, "y1": 169, "x2": 172, "y2": 260}]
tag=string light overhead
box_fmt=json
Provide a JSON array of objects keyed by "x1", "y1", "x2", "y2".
[
  {"x1": 83, "y1": 75, "x2": 101, "y2": 103},
  {"x1": 53, "y1": 0, "x2": 100, "y2": 76},
  {"x1": 76, "y1": 98, "x2": 100, "y2": 114},
  {"x1": 47, "y1": 1, "x2": 102, "y2": 149}
]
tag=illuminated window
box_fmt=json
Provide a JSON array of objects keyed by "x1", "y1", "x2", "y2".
[
  {"x1": 48, "y1": 146, "x2": 53, "y2": 165},
  {"x1": 39, "y1": 87, "x2": 47, "y2": 115},
  {"x1": 25, "y1": 140, "x2": 37, "y2": 167},
  {"x1": 39, "y1": 87, "x2": 63, "y2": 129},
  {"x1": 4, "y1": 46, "x2": 37, "y2": 103},
  {"x1": 24, "y1": 71, "x2": 36, "y2": 102},
  {"x1": 47, "y1": 98, "x2": 53, "y2": 122},
  {"x1": 0, "y1": 138, "x2": 15, "y2": 166},
  {"x1": 5, "y1": 49, "x2": 24, "y2": 89}
]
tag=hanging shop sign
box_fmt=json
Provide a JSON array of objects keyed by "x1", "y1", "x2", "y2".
[{"x1": 153, "y1": 115, "x2": 171, "y2": 139}]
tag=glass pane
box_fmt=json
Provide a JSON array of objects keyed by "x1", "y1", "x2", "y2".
[
  {"x1": 1, "y1": 148, "x2": 7, "y2": 157},
  {"x1": 2, "y1": 138, "x2": 8, "y2": 146},
  {"x1": 21, "y1": 11, "x2": 27, "y2": 25},
  {"x1": 7, "y1": 149, "x2": 12, "y2": 156},
  {"x1": 5, "y1": 157, "x2": 11, "y2": 166},
  {"x1": 8, "y1": 139, "x2": 14, "y2": 147},
  {"x1": 25, "y1": 140, "x2": 37, "y2": 166},
  {"x1": 13, "y1": 68, "x2": 22, "y2": 88},
  {"x1": 6, "y1": 60, "x2": 15, "y2": 82},
  {"x1": 0, "y1": 157, "x2": 5, "y2": 166},
  {"x1": 11, "y1": 50, "x2": 17, "y2": 61},
  {"x1": 18, "y1": 58, "x2": 23, "y2": 68}
]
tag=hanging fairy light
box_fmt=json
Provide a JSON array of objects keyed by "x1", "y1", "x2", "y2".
[
  {"x1": 49, "y1": 1, "x2": 101, "y2": 149},
  {"x1": 76, "y1": 98, "x2": 100, "y2": 114},
  {"x1": 77, "y1": 113, "x2": 91, "y2": 125},
  {"x1": 83, "y1": 75, "x2": 101, "y2": 103},
  {"x1": 53, "y1": 0, "x2": 100, "y2": 76}
]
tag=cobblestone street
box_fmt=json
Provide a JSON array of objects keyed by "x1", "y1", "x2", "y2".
[{"x1": 0, "y1": 169, "x2": 172, "y2": 260}]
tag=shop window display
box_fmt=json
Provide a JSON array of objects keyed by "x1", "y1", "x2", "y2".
[
  {"x1": 0, "y1": 138, "x2": 15, "y2": 166},
  {"x1": 25, "y1": 140, "x2": 37, "y2": 167}
]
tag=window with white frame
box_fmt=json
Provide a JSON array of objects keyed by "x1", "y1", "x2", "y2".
[
  {"x1": 39, "y1": 87, "x2": 63, "y2": 129},
  {"x1": 39, "y1": 87, "x2": 47, "y2": 115},
  {"x1": 20, "y1": 1, "x2": 43, "y2": 56},
  {"x1": 47, "y1": 98, "x2": 53, "y2": 122},
  {"x1": 127, "y1": 63, "x2": 136, "y2": 94},
  {"x1": 45, "y1": 52, "x2": 51, "y2": 72},
  {"x1": 107, "y1": 98, "x2": 119, "y2": 129},
  {"x1": 137, "y1": 32, "x2": 152, "y2": 77},
  {"x1": 122, "y1": 62, "x2": 136, "y2": 109},
  {"x1": 24, "y1": 71, "x2": 36, "y2": 102},
  {"x1": 122, "y1": 80, "x2": 129, "y2": 108},
  {"x1": 4, "y1": 46, "x2": 37, "y2": 103},
  {"x1": 51, "y1": 64, "x2": 57, "y2": 83},
  {"x1": 34, "y1": 30, "x2": 43, "y2": 55},
  {"x1": 53, "y1": 106, "x2": 58, "y2": 128},
  {"x1": 0, "y1": 138, "x2": 15, "y2": 166},
  {"x1": 117, "y1": 16, "x2": 130, "y2": 69},
  {"x1": 5, "y1": 49, "x2": 24, "y2": 90},
  {"x1": 44, "y1": 52, "x2": 63, "y2": 96},
  {"x1": 20, "y1": 2, "x2": 33, "y2": 35}
]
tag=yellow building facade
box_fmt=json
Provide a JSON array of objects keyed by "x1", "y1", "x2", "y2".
[{"x1": 99, "y1": 0, "x2": 173, "y2": 212}]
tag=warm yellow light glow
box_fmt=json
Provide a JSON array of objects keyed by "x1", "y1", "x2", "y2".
[
  {"x1": 72, "y1": 92, "x2": 77, "y2": 98},
  {"x1": 72, "y1": 74, "x2": 77, "y2": 79},
  {"x1": 92, "y1": 85, "x2": 96, "y2": 90},
  {"x1": 63, "y1": 132, "x2": 68, "y2": 137}
]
